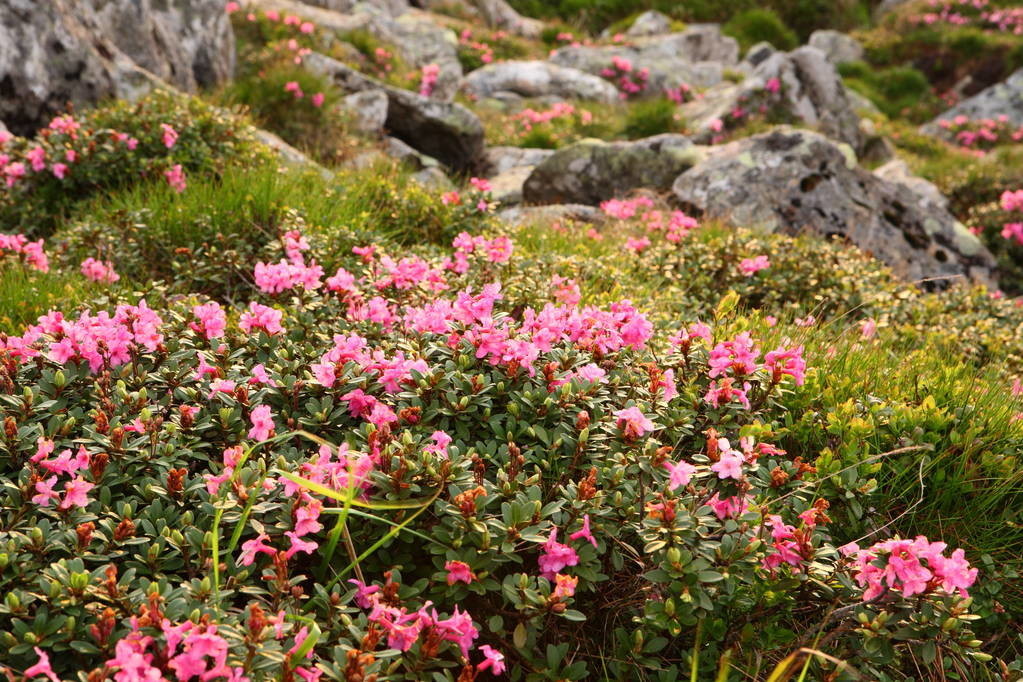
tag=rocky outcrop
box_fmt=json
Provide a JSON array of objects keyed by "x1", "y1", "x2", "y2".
[
  {"x1": 549, "y1": 26, "x2": 739, "y2": 94},
  {"x1": 86, "y1": 0, "x2": 234, "y2": 92},
  {"x1": 874, "y1": 159, "x2": 949, "y2": 211},
  {"x1": 523, "y1": 134, "x2": 702, "y2": 205},
  {"x1": 462, "y1": 61, "x2": 620, "y2": 103},
  {"x1": 471, "y1": 0, "x2": 543, "y2": 38},
  {"x1": 342, "y1": 90, "x2": 389, "y2": 135},
  {"x1": 625, "y1": 10, "x2": 672, "y2": 37},
  {"x1": 923, "y1": 69, "x2": 1023, "y2": 138},
  {"x1": 0, "y1": 0, "x2": 230, "y2": 135},
  {"x1": 482, "y1": 146, "x2": 555, "y2": 206},
  {"x1": 305, "y1": 52, "x2": 484, "y2": 171},
  {"x1": 807, "y1": 30, "x2": 864, "y2": 65},
  {"x1": 498, "y1": 203, "x2": 607, "y2": 227},
  {"x1": 672, "y1": 128, "x2": 995, "y2": 287},
  {"x1": 681, "y1": 46, "x2": 864, "y2": 152}
]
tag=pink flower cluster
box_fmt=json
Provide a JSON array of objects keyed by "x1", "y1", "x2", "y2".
[
  {"x1": 0, "y1": 233, "x2": 49, "y2": 271},
  {"x1": 912, "y1": 0, "x2": 1023, "y2": 34},
  {"x1": 739, "y1": 255, "x2": 770, "y2": 276},
  {"x1": 938, "y1": 114, "x2": 1023, "y2": 151},
  {"x1": 104, "y1": 619, "x2": 253, "y2": 681},
  {"x1": 349, "y1": 575, "x2": 504, "y2": 674},
  {"x1": 599, "y1": 56, "x2": 649, "y2": 99},
  {"x1": 80, "y1": 257, "x2": 120, "y2": 284},
  {"x1": 419, "y1": 63, "x2": 441, "y2": 97},
  {"x1": 701, "y1": 332, "x2": 806, "y2": 409},
  {"x1": 1, "y1": 301, "x2": 164, "y2": 372},
  {"x1": 459, "y1": 29, "x2": 495, "y2": 64},
  {"x1": 29, "y1": 437, "x2": 95, "y2": 510},
  {"x1": 1002, "y1": 189, "x2": 1023, "y2": 245},
  {"x1": 511, "y1": 102, "x2": 592, "y2": 133},
  {"x1": 840, "y1": 536, "x2": 978, "y2": 601}
]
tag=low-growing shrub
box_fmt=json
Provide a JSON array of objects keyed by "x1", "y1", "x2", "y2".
[
  {"x1": 0, "y1": 91, "x2": 266, "y2": 237},
  {"x1": 723, "y1": 9, "x2": 798, "y2": 52},
  {"x1": 0, "y1": 223, "x2": 1004, "y2": 680}
]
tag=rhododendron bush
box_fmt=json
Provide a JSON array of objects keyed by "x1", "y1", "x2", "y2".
[{"x1": 0, "y1": 228, "x2": 993, "y2": 680}]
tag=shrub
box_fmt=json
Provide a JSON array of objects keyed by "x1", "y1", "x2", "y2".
[
  {"x1": 723, "y1": 9, "x2": 798, "y2": 52},
  {"x1": 0, "y1": 91, "x2": 267, "y2": 237},
  {"x1": 620, "y1": 98, "x2": 683, "y2": 139},
  {"x1": 840, "y1": 61, "x2": 939, "y2": 121},
  {"x1": 0, "y1": 223, "x2": 1002, "y2": 680}
]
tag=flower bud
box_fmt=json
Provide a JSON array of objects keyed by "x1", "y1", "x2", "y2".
[{"x1": 54, "y1": 370, "x2": 66, "y2": 388}]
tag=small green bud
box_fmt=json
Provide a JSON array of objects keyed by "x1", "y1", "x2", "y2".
[
  {"x1": 5, "y1": 592, "x2": 20, "y2": 610},
  {"x1": 54, "y1": 370, "x2": 66, "y2": 388}
]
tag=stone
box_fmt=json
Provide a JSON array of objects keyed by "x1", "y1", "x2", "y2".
[
  {"x1": 874, "y1": 159, "x2": 949, "y2": 211},
  {"x1": 923, "y1": 69, "x2": 1023, "y2": 139},
  {"x1": 251, "y1": 0, "x2": 369, "y2": 32},
  {"x1": 498, "y1": 204, "x2": 607, "y2": 227},
  {"x1": 411, "y1": 166, "x2": 454, "y2": 190},
  {"x1": 483, "y1": 146, "x2": 555, "y2": 175},
  {"x1": 305, "y1": 52, "x2": 485, "y2": 172},
  {"x1": 672, "y1": 128, "x2": 995, "y2": 287},
  {"x1": 807, "y1": 30, "x2": 864, "y2": 65},
  {"x1": 522, "y1": 134, "x2": 702, "y2": 205},
  {"x1": 471, "y1": 0, "x2": 543, "y2": 38},
  {"x1": 342, "y1": 90, "x2": 389, "y2": 135},
  {"x1": 384, "y1": 136, "x2": 442, "y2": 169},
  {"x1": 487, "y1": 166, "x2": 534, "y2": 205},
  {"x1": 743, "y1": 42, "x2": 776, "y2": 69},
  {"x1": 462, "y1": 61, "x2": 620, "y2": 103},
  {"x1": 86, "y1": 0, "x2": 234, "y2": 92},
  {"x1": 250, "y1": 127, "x2": 334, "y2": 179},
  {"x1": 294, "y1": 0, "x2": 409, "y2": 16},
  {"x1": 0, "y1": 0, "x2": 223, "y2": 135},
  {"x1": 549, "y1": 26, "x2": 739, "y2": 95},
  {"x1": 681, "y1": 46, "x2": 864, "y2": 152},
  {"x1": 626, "y1": 10, "x2": 672, "y2": 37}
]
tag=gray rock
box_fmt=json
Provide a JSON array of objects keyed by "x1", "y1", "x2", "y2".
[
  {"x1": 471, "y1": 0, "x2": 543, "y2": 38},
  {"x1": 0, "y1": 0, "x2": 221, "y2": 135},
  {"x1": 384, "y1": 136, "x2": 441, "y2": 168},
  {"x1": 487, "y1": 166, "x2": 533, "y2": 205},
  {"x1": 672, "y1": 128, "x2": 995, "y2": 287},
  {"x1": 305, "y1": 52, "x2": 485, "y2": 171},
  {"x1": 250, "y1": 127, "x2": 334, "y2": 179},
  {"x1": 295, "y1": 0, "x2": 409, "y2": 16},
  {"x1": 681, "y1": 46, "x2": 864, "y2": 152},
  {"x1": 86, "y1": 0, "x2": 234, "y2": 92},
  {"x1": 462, "y1": 61, "x2": 620, "y2": 103},
  {"x1": 743, "y1": 42, "x2": 776, "y2": 68},
  {"x1": 523, "y1": 134, "x2": 701, "y2": 205},
  {"x1": 549, "y1": 26, "x2": 738, "y2": 95},
  {"x1": 498, "y1": 203, "x2": 607, "y2": 227},
  {"x1": 342, "y1": 89, "x2": 389, "y2": 134},
  {"x1": 626, "y1": 10, "x2": 672, "y2": 37},
  {"x1": 252, "y1": 0, "x2": 369, "y2": 32},
  {"x1": 807, "y1": 30, "x2": 864, "y2": 65},
  {"x1": 923, "y1": 69, "x2": 1023, "y2": 139},
  {"x1": 411, "y1": 166, "x2": 454, "y2": 190},
  {"x1": 874, "y1": 159, "x2": 949, "y2": 210},
  {"x1": 483, "y1": 146, "x2": 555, "y2": 175}
]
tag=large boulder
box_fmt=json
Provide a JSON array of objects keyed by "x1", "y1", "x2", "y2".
[
  {"x1": 549, "y1": 26, "x2": 739, "y2": 94},
  {"x1": 672, "y1": 128, "x2": 995, "y2": 287},
  {"x1": 681, "y1": 46, "x2": 864, "y2": 152},
  {"x1": 807, "y1": 30, "x2": 864, "y2": 65},
  {"x1": 0, "y1": 0, "x2": 228, "y2": 135},
  {"x1": 305, "y1": 52, "x2": 484, "y2": 172},
  {"x1": 482, "y1": 146, "x2": 555, "y2": 206},
  {"x1": 625, "y1": 10, "x2": 672, "y2": 37},
  {"x1": 923, "y1": 69, "x2": 1023, "y2": 139},
  {"x1": 523, "y1": 134, "x2": 702, "y2": 205},
  {"x1": 85, "y1": 0, "x2": 234, "y2": 92},
  {"x1": 462, "y1": 61, "x2": 620, "y2": 103},
  {"x1": 471, "y1": 0, "x2": 543, "y2": 38}
]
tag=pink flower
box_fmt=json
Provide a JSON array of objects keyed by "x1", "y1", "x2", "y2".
[
  {"x1": 664, "y1": 459, "x2": 696, "y2": 489},
  {"x1": 477, "y1": 645, "x2": 506, "y2": 675},
  {"x1": 26, "y1": 146, "x2": 46, "y2": 171},
  {"x1": 59, "y1": 477, "x2": 95, "y2": 509},
  {"x1": 764, "y1": 77, "x2": 781, "y2": 94},
  {"x1": 284, "y1": 531, "x2": 318, "y2": 559},
  {"x1": 248, "y1": 404, "x2": 275, "y2": 441},
  {"x1": 239, "y1": 302, "x2": 284, "y2": 335},
  {"x1": 569, "y1": 514, "x2": 597, "y2": 548},
  {"x1": 860, "y1": 318, "x2": 877, "y2": 339},
  {"x1": 424, "y1": 430, "x2": 452, "y2": 457},
  {"x1": 225, "y1": 1, "x2": 240, "y2": 13},
  {"x1": 706, "y1": 493, "x2": 749, "y2": 520},
  {"x1": 51, "y1": 162, "x2": 68, "y2": 179},
  {"x1": 311, "y1": 92, "x2": 325, "y2": 108},
  {"x1": 240, "y1": 532, "x2": 276, "y2": 565},
  {"x1": 190, "y1": 302, "x2": 227, "y2": 339},
  {"x1": 300, "y1": 21, "x2": 315, "y2": 34},
  {"x1": 625, "y1": 236, "x2": 651, "y2": 253},
  {"x1": 165, "y1": 164, "x2": 186, "y2": 193},
  {"x1": 762, "y1": 344, "x2": 806, "y2": 386},
  {"x1": 552, "y1": 573, "x2": 578, "y2": 600},
  {"x1": 445, "y1": 560, "x2": 475, "y2": 584},
  {"x1": 160, "y1": 123, "x2": 178, "y2": 149},
  {"x1": 538, "y1": 527, "x2": 579, "y2": 579},
  {"x1": 80, "y1": 257, "x2": 120, "y2": 284},
  {"x1": 31, "y1": 476, "x2": 60, "y2": 507},
  {"x1": 25, "y1": 647, "x2": 60, "y2": 682},
  {"x1": 613, "y1": 406, "x2": 655, "y2": 439},
  {"x1": 710, "y1": 441, "x2": 744, "y2": 480},
  {"x1": 739, "y1": 255, "x2": 770, "y2": 276}
]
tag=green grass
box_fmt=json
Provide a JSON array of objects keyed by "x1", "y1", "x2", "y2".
[{"x1": 0, "y1": 265, "x2": 99, "y2": 333}]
